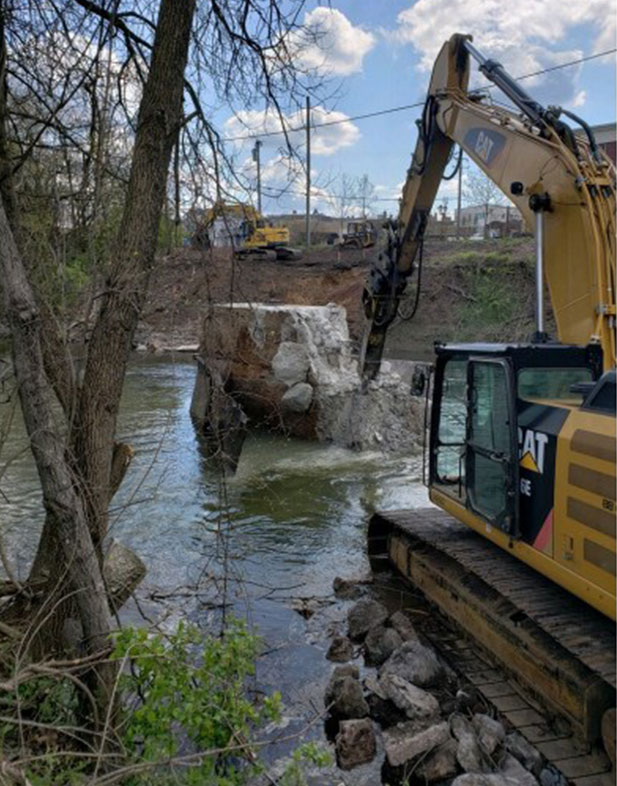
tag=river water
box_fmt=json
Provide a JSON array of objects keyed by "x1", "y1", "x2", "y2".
[{"x1": 0, "y1": 354, "x2": 429, "y2": 776}]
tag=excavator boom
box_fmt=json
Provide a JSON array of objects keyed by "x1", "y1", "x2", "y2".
[{"x1": 361, "y1": 35, "x2": 616, "y2": 378}]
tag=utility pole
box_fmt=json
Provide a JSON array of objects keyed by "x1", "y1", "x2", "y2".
[
  {"x1": 305, "y1": 96, "x2": 311, "y2": 248},
  {"x1": 456, "y1": 152, "x2": 463, "y2": 239},
  {"x1": 252, "y1": 139, "x2": 262, "y2": 214}
]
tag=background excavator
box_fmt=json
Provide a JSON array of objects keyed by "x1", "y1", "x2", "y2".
[
  {"x1": 362, "y1": 33, "x2": 616, "y2": 755},
  {"x1": 195, "y1": 200, "x2": 301, "y2": 261},
  {"x1": 362, "y1": 34, "x2": 616, "y2": 622}
]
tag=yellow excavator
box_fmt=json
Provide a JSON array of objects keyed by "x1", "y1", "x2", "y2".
[
  {"x1": 362, "y1": 34, "x2": 616, "y2": 621},
  {"x1": 195, "y1": 201, "x2": 301, "y2": 261},
  {"x1": 362, "y1": 33, "x2": 616, "y2": 752}
]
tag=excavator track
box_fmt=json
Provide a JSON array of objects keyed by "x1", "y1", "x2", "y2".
[{"x1": 367, "y1": 507, "x2": 616, "y2": 752}]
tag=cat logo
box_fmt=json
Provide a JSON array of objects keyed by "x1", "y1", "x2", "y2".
[
  {"x1": 474, "y1": 131, "x2": 495, "y2": 164},
  {"x1": 464, "y1": 128, "x2": 506, "y2": 167},
  {"x1": 518, "y1": 428, "x2": 548, "y2": 474}
]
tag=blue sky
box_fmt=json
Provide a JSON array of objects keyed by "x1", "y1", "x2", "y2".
[{"x1": 220, "y1": 1, "x2": 616, "y2": 217}]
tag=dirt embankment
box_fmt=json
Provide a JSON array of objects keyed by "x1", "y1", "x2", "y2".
[{"x1": 139, "y1": 239, "x2": 544, "y2": 358}]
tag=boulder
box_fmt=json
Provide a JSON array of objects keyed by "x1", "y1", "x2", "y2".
[
  {"x1": 379, "y1": 674, "x2": 440, "y2": 722},
  {"x1": 451, "y1": 713, "x2": 485, "y2": 773},
  {"x1": 473, "y1": 713, "x2": 506, "y2": 757},
  {"x1": 384, "y1": 720, "x2": 451, "y2": 767},
  {"x1": 388, "y1": 610, "x2": 419, "y2": 642},
  {"x1": 335, "y1": 719, "x2": 376, "y2": 770},
  {"x1": 500, "y1": 753, "x2": 539, "y2": 786},
  {"x1": 281, "y1": 382, "x2": 313, "y2": 413},
  {"x1": 452, "y1": 776, "x2": 509, "y2": 786},
  {"x1": 380, "y1": 640, "x2": 445, "y2": 688},
  {"x1": 415, "y1": 738, "x2": 460, "y2": 783},
  {"x1": 366, "y1": 693, "x2": 407, "y2": 729},
  {"x1": 364, "y1": 625, "x2": 403, "y2": 666},
  {"x1": 539, "y1": 765, "x2": 568, "y2": 786},
  {"x1": 348, "y1": 598, "x2": 389, "y2": 641},
  {"x1": 333, "y1": 575, "x2": 365, "y2": 600},
  {"x1": 104, "y1": 540, "x2": 147, "y2": 611},
  {"x1": 325, "y1": 675, "x2": 368, "y2": 719},
  {"x1": 331, "y1": 664, "x2": 359, "y2": 680},
  {"x1": 506, "y1": 732, "x2": 543, "y2": 777},
  {"x1": 326, "y1": 636, "x2": 354, "y2": 663},
  {"x1": 271, "y1": 341, "x2": 310, "y2": 386}
]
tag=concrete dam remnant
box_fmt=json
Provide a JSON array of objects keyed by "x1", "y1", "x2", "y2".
[{"x1": 190, "y1": 303, "x2": 423, "y2": 468}]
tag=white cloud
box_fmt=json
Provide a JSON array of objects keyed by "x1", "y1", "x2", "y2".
[
  {"x1": 570, "y1": 90, "x2": 587, "y2": 108},
  {"x1": 224, "y1": 105, "x2": 360, "y2": 156},
  {"x1": 289, "y1": 8, "x2": 376, "y2": 76},
  {"x1": 392, "y1": 0, "x2": 614, "y2": 105}
]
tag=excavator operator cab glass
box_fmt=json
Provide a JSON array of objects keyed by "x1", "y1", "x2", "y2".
[
  {"x1": 430, "y1": 342, "x2": 603, "y2": 539},
  {"x1": 466, "y1": 359, "x2": 516, "y2": 532},
  {"x1": 518, "y1": 367, "x2": 593, "y2": 404},
  {"x1": 434, "y1": 359, "x2": 467, "y2": 497}
]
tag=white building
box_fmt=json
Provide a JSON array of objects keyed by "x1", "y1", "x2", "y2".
[{"x1": 456, "y1": 203, "x2": 523, "y2": 238}]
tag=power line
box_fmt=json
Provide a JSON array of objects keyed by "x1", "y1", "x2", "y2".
[{"x1": 220, "y1": 47, "x2": 616, "y2": 144}]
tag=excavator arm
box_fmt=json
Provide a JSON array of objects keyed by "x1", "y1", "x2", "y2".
[{"x1": 361, "y1": 34, "x2": 616, "y2": 378}]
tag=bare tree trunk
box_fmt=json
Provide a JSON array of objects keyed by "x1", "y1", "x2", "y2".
[
  {"x1": 25, "y1": 0, "x2": 196, "y2": 587},
  {"x1": 70, "y1": 0, "x2": 196, "y2": 552},
  {"x1": 0, "y1": 202, "x2": 112, "y2": 654}
]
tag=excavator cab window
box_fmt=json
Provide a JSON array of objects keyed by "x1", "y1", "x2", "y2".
[
  {"x1": 518, "y1": 367, "x2": 593, "y2": 405},
  {"x1": 466, "y1": 359, "x2": 517, "y2": 534},
  {"x1": 434, "y1": 359, "x2": 467, "y2": 496}
]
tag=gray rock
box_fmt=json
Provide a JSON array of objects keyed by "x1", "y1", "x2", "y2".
[
  {"x1": 104, "y1": 539, "x2": 147, "y2": 610},
  {"x1": 506, "y1": 732, "x2": 544, "y2": 777},
  {"x1": 326, "y1": 636, "x2": 354, "y2": 663},
  {"x1": 380, "y1": 639, "x2": 445, "y2": 688},
  {"x1": 271, "y1": 341, "x2": 309, "y2": 386},
  {"x1": 364, "y1": 625, "x2": 403, "y2": 666},
  {"x1": 325, "y1": 675, "x2": 369, "y2": 719},
  {"x1": 539, "y1": 765, "x2": 568, "y2": 786},
  {"x1": 281, "y1": 382, "x2": 313, "y2": 413},
  {"x1": 451, "y1": 713, "x2": 485, "y2": 773},
  {"x1": 348, "y1": 598, "x2": 389, "y2": 641},
  {"x1": 335, "y1": 718, "x2": 376, "y2": 770},
  {"x1": 333, "y1": 575, "x2": 365, "y2": 599},
  {"x1": 379, "y1": 674, "x2": 440, "y2": 722},
  {"x1": 452, "y1": 776, "x2": 509, "y2": 786},
  {"x1": 415, "y1": 738, "x2": 459, "y2": 783},
  {"x1": 332, "y1": 664, "x2": 359, "y2": 680},
  {"x1": 500, "y1": 753, "x2": 539, "y2": 786},
  {"x1": 384, "y1": 720, "x2": 450, "y2": 767},
  {"x1": 473, "y1": 713, "x2": 506, "y2": 757},
  {"x1": 389, "y1": 610, "x2": 419, "y2": 641}
]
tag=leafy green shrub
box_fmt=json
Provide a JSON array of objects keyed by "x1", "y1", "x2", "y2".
[
  {"x1": 12, "y1": 619, "x2": 330, "y2": 786},
  {"x1": 111, "y1": 619, "x2": 282, "y2": 784}
]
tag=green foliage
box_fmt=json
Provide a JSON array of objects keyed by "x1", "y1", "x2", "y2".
[
  {"x1": 13, "y1": 619, "x2": 330, "y2": 786},
  {"x1": 111, "y1": 619, "x2": 282, "y2": 785},
  {"x1": 279, "y1": 742, "x2": 333, "y2": 786}
]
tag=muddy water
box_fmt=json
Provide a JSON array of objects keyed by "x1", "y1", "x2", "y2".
[{"x1": 0, "y1": 354, "x2": 430, "y2": 777}]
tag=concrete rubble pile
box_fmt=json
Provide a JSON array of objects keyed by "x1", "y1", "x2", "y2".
[
  {"x1": 190, "y1": 303, "x2": 423, "y2": 467},
  {"x1": 320, "y1": 582, "x2": 550, "y2": 786}
]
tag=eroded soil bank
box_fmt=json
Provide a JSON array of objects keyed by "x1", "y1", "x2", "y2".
[{"x1": 136, "y1": 237, "x2": 545, "y2": 358}]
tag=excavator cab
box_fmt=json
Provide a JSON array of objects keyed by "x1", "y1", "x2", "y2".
[{"x1": 425, "y1": 341, "x2": 616, "y2": 617}]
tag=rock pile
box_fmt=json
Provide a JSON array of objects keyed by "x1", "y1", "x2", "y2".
[
  {"x1": 324, "y1": 589, "x2": 548, "y2": 785},
  {"x1": 191, "y1": 303, "x2": 424, "y2": 456}
]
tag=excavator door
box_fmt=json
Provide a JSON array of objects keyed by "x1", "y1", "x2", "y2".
[{"x1": 465, "y1": 358, "x2": 518, "y2": 536}]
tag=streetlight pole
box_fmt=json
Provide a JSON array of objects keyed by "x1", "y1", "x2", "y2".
[
  {"x1": 252, "y1": 139, "x2": 262, "y2": 214},
  {"x1": 305, "y1": 96, "x2": 311, "y2": 248}
]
